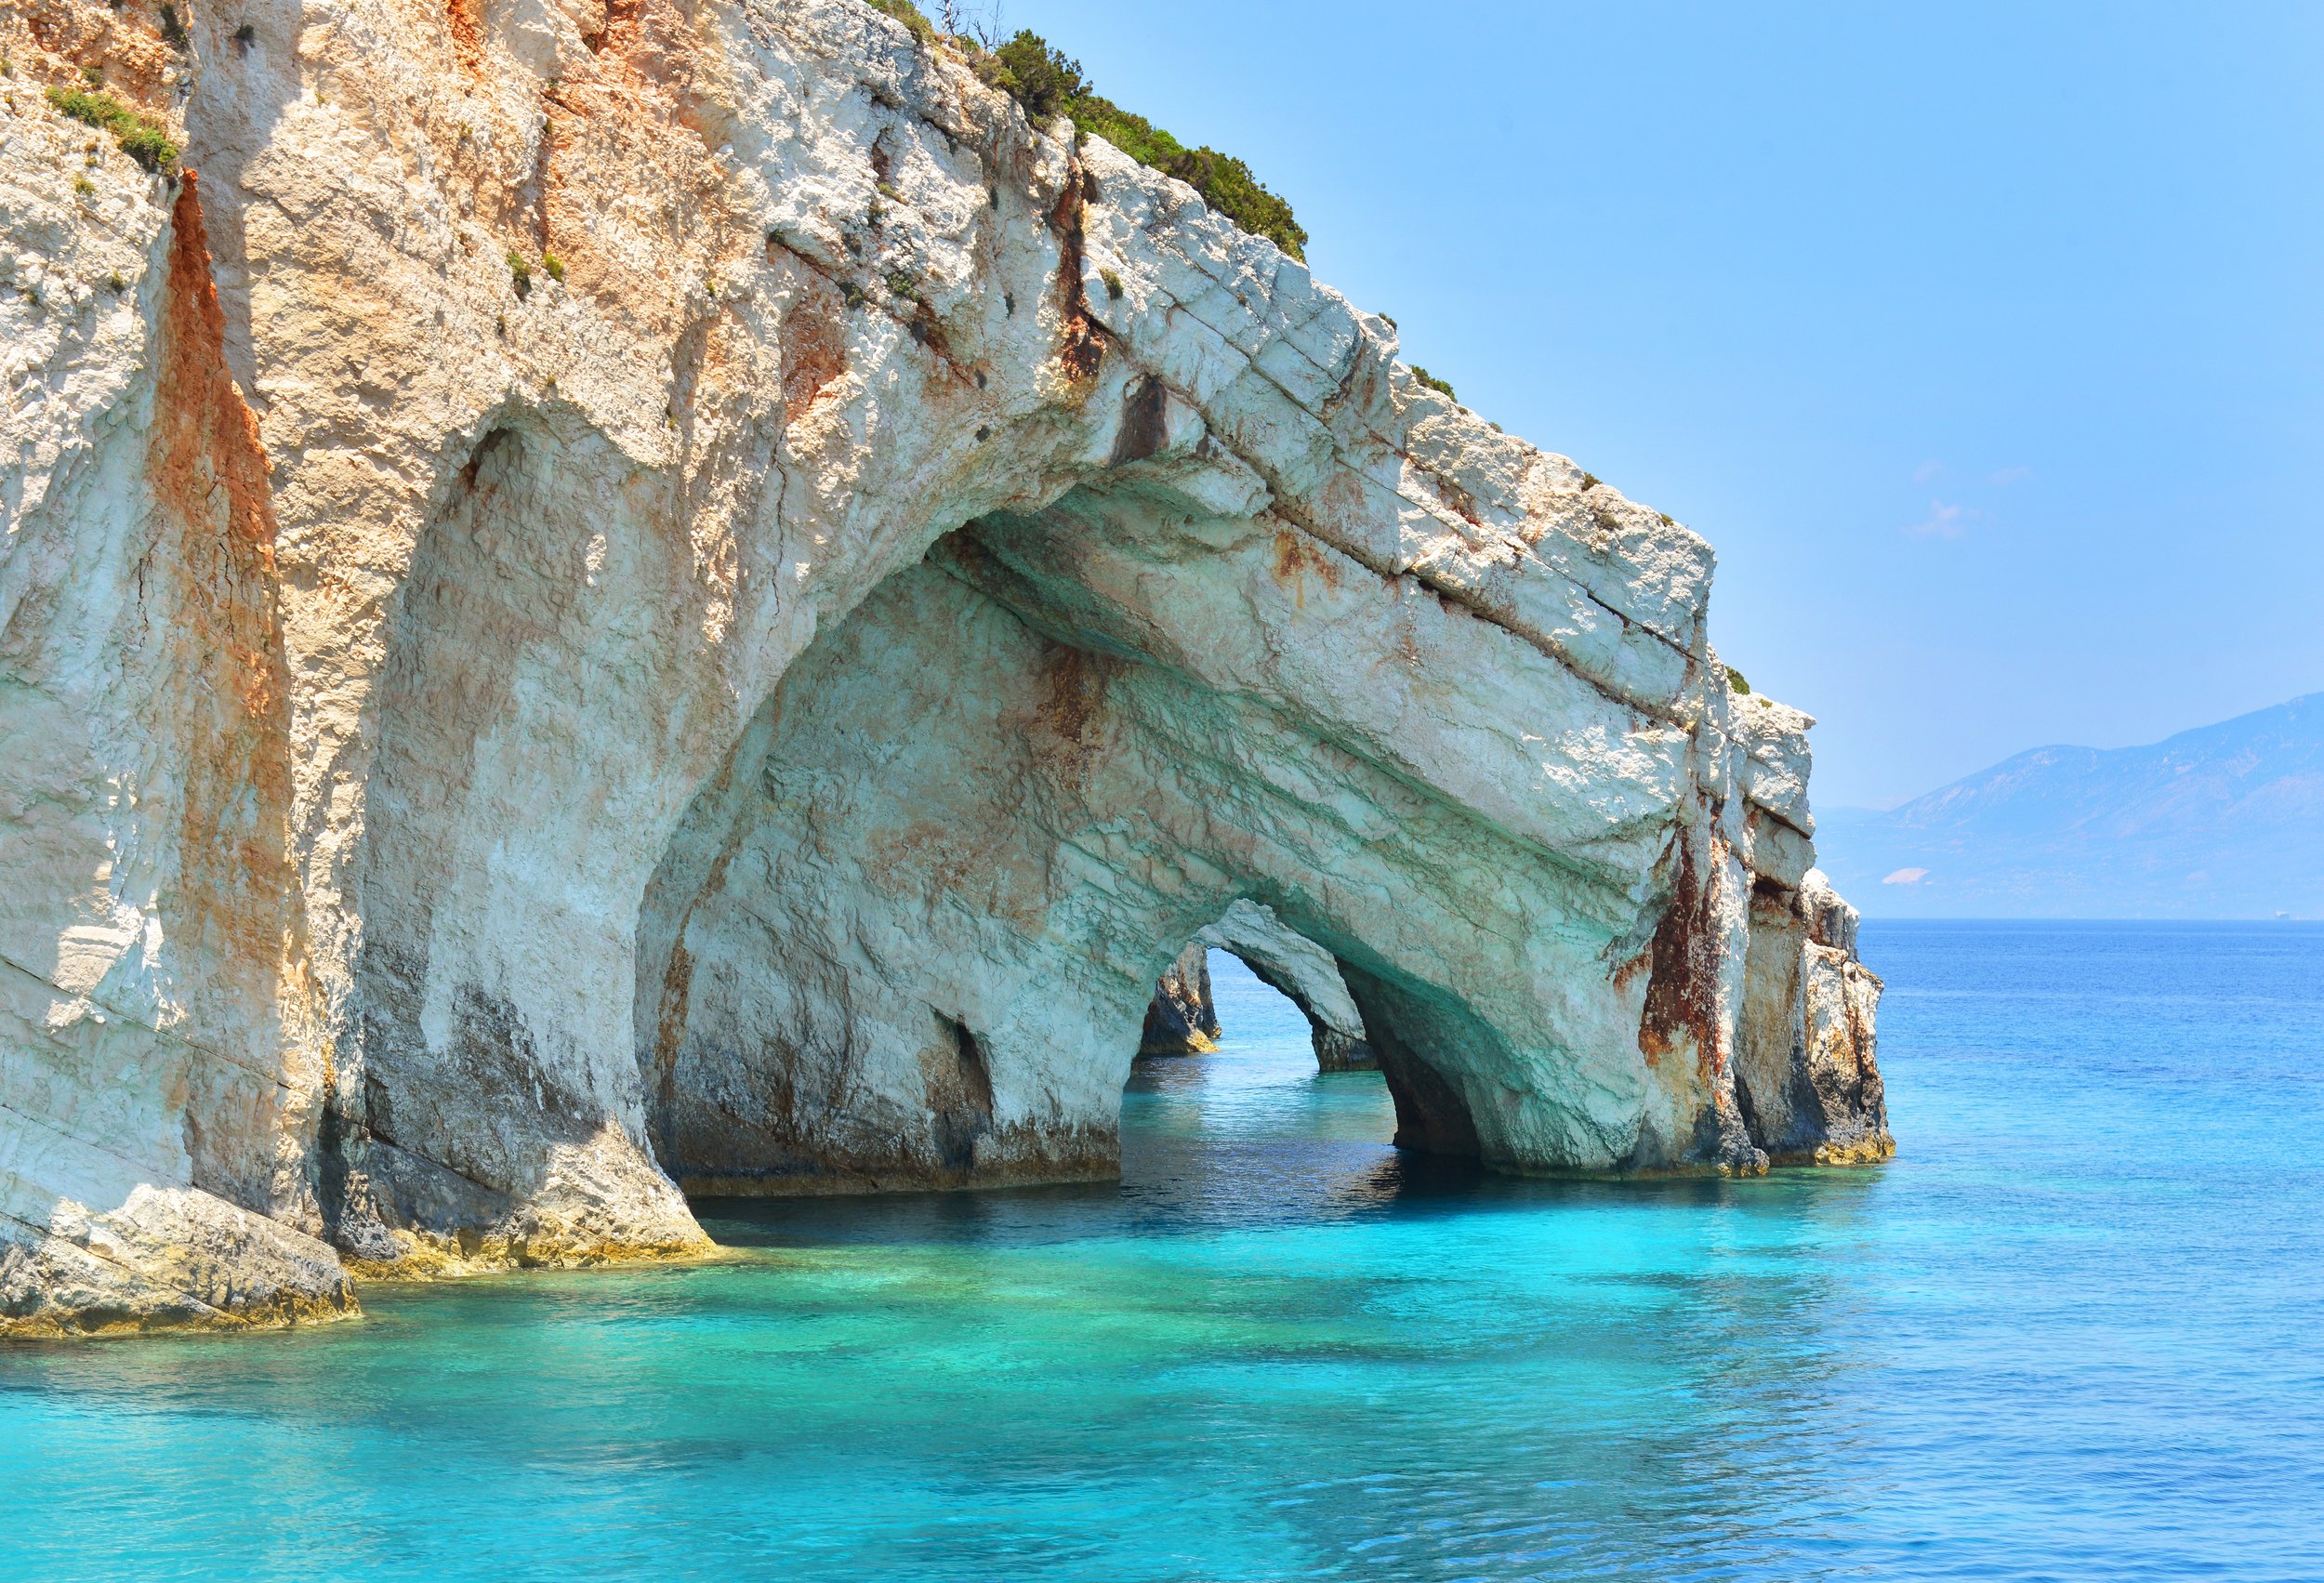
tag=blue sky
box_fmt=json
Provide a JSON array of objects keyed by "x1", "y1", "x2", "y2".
[{"x1": 989, "y1": 0, "x2": 2324, "y2": 807}]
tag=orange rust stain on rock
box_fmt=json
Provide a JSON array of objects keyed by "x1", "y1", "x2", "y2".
[
  {"x1": 1268, "y1": 526, "x2": 1342, "y2": 605},
  {"x1": 148, "y1": 170, "x2": 307, "y2": 1033},
  {"x1": 1637, "y1": 837, "x2": 1719, "y2": 1074},
  {"x1": 577, "y1": 0, "x2": 622, "y2": 53},
  {"x1": 1035, "y1": 644, "x2": 1114, "y2": 742},
  {"x1": 779, "y1": 288, "x2": 849, "y2": 414},
  {"x1": 20, "y1": 0, "x2": 175, "y2": 106},
  {"x1": 443, "y1": 0, "x2": 484, "y2": 70},
  {"x1": 1612, "y1": 946, "x2": 1653, "y2": 996},
  {"x1": 1025, "y1": 642, "x2": 1120, "y2": 793},
  {"x1": 516, "y1": 0, "x2": 760, "y2": 350},
  {"x1": 1048, "y1": 175, "x2": 1103, "y2": 386}
]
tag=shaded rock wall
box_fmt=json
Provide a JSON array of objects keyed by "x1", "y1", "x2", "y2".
[
  {"x1": 1140, "y1": 943, "x2": 1220, "y2": 1057},
  {"x1": 1, "y1": 0, "x2": 1886, "y2": 1335}
]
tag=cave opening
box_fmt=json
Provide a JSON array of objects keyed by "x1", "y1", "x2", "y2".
[
  {"x1": 336, "y1": 417, "x2": 1639, "y2": 1261},
  {"x1": 1121, "y1": 940, "x2": 1403, "y2": 1211},
  {"x1": 285, "y1": 288, "x2": 1877, "y2": 1281},
  {"x1": 628, "y1": 491, "x2": 1530, "y2": 1209},
  {"x1": 1138, "y1": 904, "x2": 1380, "y2": 1075}
]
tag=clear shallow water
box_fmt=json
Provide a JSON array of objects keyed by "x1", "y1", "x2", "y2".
[{"x1": 5, "y1": 922, "x2": 2322, "y2": 1581}]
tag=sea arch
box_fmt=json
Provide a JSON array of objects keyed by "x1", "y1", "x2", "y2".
[
  {"x1": 630, "y1": 458, "x2": 1733, "y2": 1200},
  {"x1": 1143, "y1": 901, "x2": 1380, "y2": 1073},
  {"x1": 0, "y1": 0, "x2": 1885, "y2": 1337}
]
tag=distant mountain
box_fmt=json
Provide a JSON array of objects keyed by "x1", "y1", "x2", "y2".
[{"x1": 1815, "y1": 693, "x2": 2324, "y2": 918}]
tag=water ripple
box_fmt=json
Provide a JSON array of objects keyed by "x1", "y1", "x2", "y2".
[{"x1": 4, "y1": 928, "x2": 2322, "y2": 1580}]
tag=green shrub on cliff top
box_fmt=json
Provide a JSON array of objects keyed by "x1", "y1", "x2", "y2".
[
  {"x1": 46, "y1": 86, "x2": 180, "y2": 171},
  {"x1": 971, "y1": 31, "x2": 1306, "y2": 260},
  {"x1": 1409, "y1": 365, "x2": 1457, "y2": 402},
  {"x1": 865, "y1": 0, "x2": 937, "y2": 46},
  {"x1": 115, "y1": 120, "x2": 179, "y2": 172},
  {"x1": 852, "y1": 7, "x2": 1307, "y2": 260}
]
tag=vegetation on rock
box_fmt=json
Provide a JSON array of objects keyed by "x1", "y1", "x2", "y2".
[
  {"x1": 45, "y1": 86, "x2": 179, "y2": 171},
  {"x1": 1409, "y1": 365, "x2": 1457, "y2": 402},
  {"x1": 969, "y1": 30, "x2": 1307, "y2": 260},
  {"x1": 865, "y1": 0, "x2": 938, "y2": 46},
  {"x1": 858, "y1": 6, "x2": 1306, "y2": 257}
]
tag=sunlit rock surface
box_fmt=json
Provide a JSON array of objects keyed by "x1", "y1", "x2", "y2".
[{"x1": 0, "y1": 0, "x2": 1885, "y2": 1334}]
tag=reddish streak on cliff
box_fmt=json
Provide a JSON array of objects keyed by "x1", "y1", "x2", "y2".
[
  {"x1": 1269, "y1": 526, "x2": 1342, "y2": 607},
  {"x1": 1050, "y1": 172, "x2": 1103, "y2": 385},
  {"x1": 780, "y1": 281, "x2": 850, "y2": 414},
  {"x1": 443, "y1": 0, "x2": 483, "y2": 71},
  {"x1": 1637, "y1": 833, "x2": 1720, "y2": 1076},
  {"x1": 1029, "y1": 642, "x2": 1119, "y2": 792},
  {"x1": 20, "y1": 0, "x2": 176, "y2": 106},
  {"x1": 149, "y1": 170, "x2": 303, "y2": 1014}
]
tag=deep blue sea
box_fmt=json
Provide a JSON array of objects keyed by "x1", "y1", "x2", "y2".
[{"x1": 5, "y1": 921, "x2": 2321, "y2": 1580}]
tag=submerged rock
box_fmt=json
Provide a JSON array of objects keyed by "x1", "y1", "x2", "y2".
[{"x1": 0, "y1": 0, "x2": 1887, "y2": 1335}]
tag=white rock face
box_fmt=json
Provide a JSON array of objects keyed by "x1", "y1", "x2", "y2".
[{"x1": 0, "y1": 0, "x2": 1886, "y2": 1334}]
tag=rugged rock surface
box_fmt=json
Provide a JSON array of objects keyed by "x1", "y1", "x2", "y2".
[
  {"x1": 0, "y1": 0, "x2": 1887, "y2": 1335},
  {"x1": 1139, "y1": 942, "x2": 1220, "y2": 1057}
]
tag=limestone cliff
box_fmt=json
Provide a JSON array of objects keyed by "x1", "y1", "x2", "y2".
[{"x1": 0, "y1": 0, "x2": 1887, "y2": 1335}]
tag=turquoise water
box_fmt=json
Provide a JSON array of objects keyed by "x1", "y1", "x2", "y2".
[{"x1": 5, "y1": 922, "x2": 2322, "y2": 1580}]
